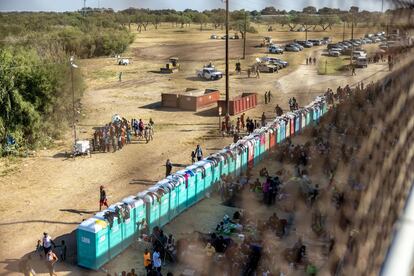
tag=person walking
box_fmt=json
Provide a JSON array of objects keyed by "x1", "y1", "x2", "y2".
[
  {"x1": 306, "y1": 58, "x2": 308, "y2": 65},
  {"x1": 275, "y1": 104, "x2": 283, "y2": 116},
  {"x1": 118, "y1": 72, "x2": 123, "y2": 82},
  {"x1": 268, "y1": 91, "x2": 272, "y2": 102},
  {"x1": 195, "y1": 145, "x2": 203, "y2": 161},
  {"x1": 99, "y1": 185, "x2": 109, "y2": 211},
  {"x1": 241, "y1": 113, "x2": 245, "y2": 130},
  {"x1": 256, "y1": 68, "x2": 260, "y2": 79},
  {"x1": 313, "y1": 57, "x2": 316, "y2": 65},
  {"x1": 352, "y1": 66, "x2": 356, "y2": 76},
  {"x1": 264, "y1": 92, "x2": 268, "y2": 104},
  {"x1": 42, "y1": 233, "x2": 55, "y2": 256},
  {"x1": 247, "y1": 68, "x2": 251, "y2": 78},
  {"x1": 165, "y1": 159, "x2": 172, "y2": 177},
  {"x1": 46, "y1": 250, "x2": 58, "y2": 276}
]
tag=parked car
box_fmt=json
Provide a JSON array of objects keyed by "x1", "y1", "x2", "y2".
[
  {"x1": 196, "y1": 67, "x2": 223, "y2": 80},
  {"x1": 337, "y1": 43, "x2": 349, "y2": 49},
  {"x1": 297, "y1": 40, "x2": 313, "y2": 48},
  {"x1": 291, "y1": 42, "x2": 304, "y2": 50},
  {"x1": 308, "y1": 39, "x2": 322, "y2": 46},
  {"x1": 356, "y1": 57, "x2": 368, "y2": 68},
  {"x1": 363, "y1": 38, "x2": 372, "y2": 44},
  {"x1": 261, "y1": 57, "x2": 288, "y2": 68},
  {"x1": 352, "y1": 51, "x2": 367, "y2": 60},
  {"x1": 371, "y1": 37, "x2": 382, "y2": 43},
  {"x1": 285, "y1": 45, "x2": 300, "y2": 52},
  {"x1": 256, "y1": 62, "x2": 279, "y2": 73},
  {"x1": 268, "y1": 45, "x2": 284, "y2": 54},
  {"x1": 328, "y1": 50, "x2": 341, "y2": 57},
  {"x1": 118, "y1": 58, "x2": 130, "y2": 65},
  {"x1": 210, "y1": 34, "x2": 219, "y2": 39}
]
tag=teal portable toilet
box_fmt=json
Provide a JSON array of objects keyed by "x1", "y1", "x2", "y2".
[
  {"x1": 108, "y1": 202, "x2": 132, "y2": 250},
  {"x1": 122, "y1": 196, "x2": 146, "y2": 237},
  {"x1": 164, "y1": 178, "x2": 180, "y2": 220},
  {"x1": 151, "y1": 182, "x2": 171, "y2": 227},
  {"x1": 218, "y1": 151, "x2": 229, "y2": 176},
  {"x1": 230, "y1": 144, "x2": 242, "y2": 177},
  {"x1": 94, "y1": 210, "x2": 123, "y2": 259},
  {"x1": 139, "y1": 190, "x2": 161, "y2": 233},
  {"x1": 306, "y1": 107, "x2": 312, "y2": 125},
  {"x1": 200, "y1": 160, "x2": 214, "y2": 192},
  {"x1": 184, "y1": 165, "x2": 203, "y2": 203},
  {"x1": 276, "y1": 122, "x2": 281, "y2": 144},
  {"x1": 252, "y1": 136, "x2": 261, "y2": 164},
  {"x1": 167, "y1": 173, "x2": 187, "y2": 215},
  {"x1": 238, "y1": 141, "x2": 248, "y2": 170},
  {"x1": 77, "y1": 217, "x2": 109, "y2": 270},
  {"x1": 279, "y1": 119, "x2": 286, "y2": 141},
  {"x1": 182, "y1": 168, "x2": 197, "y2": 207},
  {"x1": 220, "y1": 149, "x2": 235, "y2": 175},
  {"x1": 206, "y1": 155, "x2": 221, "y2": 186}
]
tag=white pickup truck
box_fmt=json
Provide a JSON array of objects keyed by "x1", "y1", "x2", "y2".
[{"x1": 196, "y1": 67, "x2": 223, "y2": 80}]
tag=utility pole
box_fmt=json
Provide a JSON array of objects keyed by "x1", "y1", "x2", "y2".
[
  {"x1": 83, "y1": 0, "x2": 86, "y2": 16},
  {"x1": 351, "y1": 14, "x2": 354, "y2": 40},
  {"x1": 243, "y1": 11, "x2": 247, "y2": 60},
  {"x1": 381, "y1": 0, "x2": 384, "y2": 13},
  {"x1": 305, "y1": 28, "x2": 308, "y2": 41},
  {"x1": 225, "y1": 0, "x2": 230, "y2": 124},
  {"x1": 70, "y1": 57, "x2": 78, "y2": 145},
  {"x1": 342, "y1": 21, "x2": 345, "y2": 42}
]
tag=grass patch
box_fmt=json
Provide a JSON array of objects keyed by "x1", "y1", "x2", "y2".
[{"x1": 317, "y1": 56, "x2": 349, "y2": 75}]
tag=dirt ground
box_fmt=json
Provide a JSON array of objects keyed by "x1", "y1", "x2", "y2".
[{"x1": 0, "y1": 23, "x2": 390, "y2": 275}]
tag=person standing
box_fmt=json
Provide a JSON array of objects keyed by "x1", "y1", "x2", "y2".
[
  {"x1": 195, "y1": 145, "x2": 203, "y2": 161},
  {"x1": 240, "y1": 113, "x2": 245, "y2": 130},
  {"x1": 119, "y1": 72, "x2": 123, "y2": 82},
  {"x1": 144, "y1": 248, "x2": 152, "y2": 274},
  {"x1": 99, "y1": 185, "x2": 109, "y2": 211},
  {"x1": 275, "y1": 104, "x2": 283, "y2": 116},
  {"x1": 306, "y1": 58, "x2": 308, "y2": 65},
  {"x1": 313, "y1": 57, "x2": 316, "y2": 65},
  {"x1": 46, "y1": 250, "x2": 58, "y2": 276},
  {"x1": 165, "y1": 159, "x2": 172, "y2": 177},
  {"x1": 352, "y1": 66, "x2": 356, "y2": 76},
  {"x1": 264, "y1": 92, "x2": 268, "y2": 104},
  {"x1": 261, "y1": 112, "x2": 266, "y2": 127},
  {"x1": 152, "y1": 247, "x2": 162, "y2": 273},
  {"x1": 42, "y1": 233, "x2": 55, "y2": 256}
]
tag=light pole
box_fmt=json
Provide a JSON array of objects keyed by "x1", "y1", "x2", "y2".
[
  {"x1": 70, "y1": 56, "x2": 78, "y2": 145},
  {"x1": 225, "y1": 0, "x2": 230, "y2": 127}
]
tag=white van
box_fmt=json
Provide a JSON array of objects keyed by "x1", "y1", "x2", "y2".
[{"x1": 352, "y1": 51, "x2": 367, "y2": 60}]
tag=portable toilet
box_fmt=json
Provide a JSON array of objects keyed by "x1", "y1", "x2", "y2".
[
  {"x1": 185, "y1": 164, "x2": 204, "y2": 203},
  {"x1": 199, "y1": 160, "x2": 214, "y2": 191},
  {"x1": 94, "y1": 210, "x2": 123, "y2": 259},
  {"x1": 77, "y1": 217, "x2": 109, "y2": 270},
  {"x1": 294, "y1": 111, "x2": 301, "y2": 133},
  {"x1": 122, "y1": 195, "x2": 146, "y2": 237},
  {"x1": 138, "y1": 190, "x2": 160, "y2": 233},
  {"x1": 230, "y1": 144, "x2": 242, "y2": 176},
  {"x1": 167, "y1": 173, "x2": 187, "y2": 214},
  {"x1": 206, "y1": 155, "x2": 221, "y2": 186},
  {"x1": 108, "y1": 202, "x2": 133, "y2": 250},
  {"x1": 152, "y1": 181, "x2": 171, "y2": 227},
  {"x1": 253, "y1": 135, "x2": 261, "y2": 165},
  {"x1": 276, "y1": 121, "x2": 282, "y2": 144},
  {"x1": 219, "y1": 149, "x2": 234, "y2": 175},
  {"x1": 236, "y1": 140, "x2": 248, "y2": 172},
  {"x1": 182, "y1": 168, "x2": 197, "y2": 207},
  {"x1": 287, "y1": 114, "x2": 295, "y2": 136},
  {"x1": 246, "y1": 138, "x2": 255, "y2": 167},
  {"x1": 268, "y1": 126, "x2": 275, "y2": 149},
  {"x1": 301, "y1": 109, "x2": 307, "y2": 129},
  {"x1": 161, "y1": 177, "x2": 179, "y2": 220},
  {"x1": 306, "y1": 106, "x2": 312, "y2": 125}
]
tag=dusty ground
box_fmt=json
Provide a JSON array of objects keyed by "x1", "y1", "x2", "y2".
[{"x1": 0, "y1": 23, "x2": 390, "y2": 275}]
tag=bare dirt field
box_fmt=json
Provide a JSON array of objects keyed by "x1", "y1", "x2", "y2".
[{"x1": 0, "y1": 24, "x2": 390, "y2": 275}]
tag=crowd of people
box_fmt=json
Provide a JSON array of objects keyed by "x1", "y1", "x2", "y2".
[
  {"x1": 91, "y1": 116, "x2": 154, "y2": 153},
  {"x1": 306, "y1": 57, "x2": 317, "y2": 65}
]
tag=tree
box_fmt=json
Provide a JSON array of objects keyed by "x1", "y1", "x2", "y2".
[
  {"x1": 296, "y1": 14, "x2": 319, "y2": 31},
  {"x1": 318, "y1": 15, "x2": 340, "y2": 30},
  {"x1": 303, "y1": 6, "x2": 317, "y2": 14},
  {"x1": 261, "y1": 7, "x2": 277, "y2": 15},
  {"x1": 350, "y1": 6, "x2": 359, "y2": 14},
  {"x1": 193, "y1": 13, "x2": 209, "y2": 31}
]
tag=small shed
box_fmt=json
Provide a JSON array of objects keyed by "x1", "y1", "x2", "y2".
[
  {"x1": 217, "y1": 93, "x2": 257, "y2": 115},
  {"x1": 162, "y1": 88, "x2": 220, "y2": 111}
]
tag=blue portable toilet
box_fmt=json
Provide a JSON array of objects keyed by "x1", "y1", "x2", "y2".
[
  {"x1": 77, "y1": 217, "x2": 109, "y2": 270},
  {"x1": 279, "y1": 119, "x2": 286, "y2": 141},
  {"x1": 158, "y1": 179, "x2": 179, "y2": 221},
  {"x1": 230, "y1": 144, "x2": 242, "y2": 177},
  {"x1": 238, "y1": 141, "x2": 249, "y2": 170},
  {"x1": 122, "y1": 196, "x2": 146, "y2": 237},
  {"x1": 94, "y1": 210, "x2": 123, "y2": 259},
  {"x1": 138, "y1": 190, "x2": 161, "y2": 233},
  {"x1": 167, "y1": 173, "x2": 188, "y2": 214},
  {"x1": 108, "y1": 202, "x2": 131, "y2": 250},
  {"x1": 301, "y1": 109, "x2": 307, "y2": 129}
]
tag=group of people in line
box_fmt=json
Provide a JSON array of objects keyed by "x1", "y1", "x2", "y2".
[{"x1": 91, "y1": 117, "x2": 154, "y2": 153}]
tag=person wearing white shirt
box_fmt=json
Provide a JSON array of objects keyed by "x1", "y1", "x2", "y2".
[{"x1": 42, "y1": 233, "x2": 55, "y2": 255}]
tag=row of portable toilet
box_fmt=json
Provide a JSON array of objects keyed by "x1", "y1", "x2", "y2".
[{"x1": 76, "y1": 97, "x2": 329, "y2": 270}]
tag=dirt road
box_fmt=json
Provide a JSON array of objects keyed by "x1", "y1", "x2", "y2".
[{"x1": 0, "y1": 25, "x2": 389, "y2": 275}]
